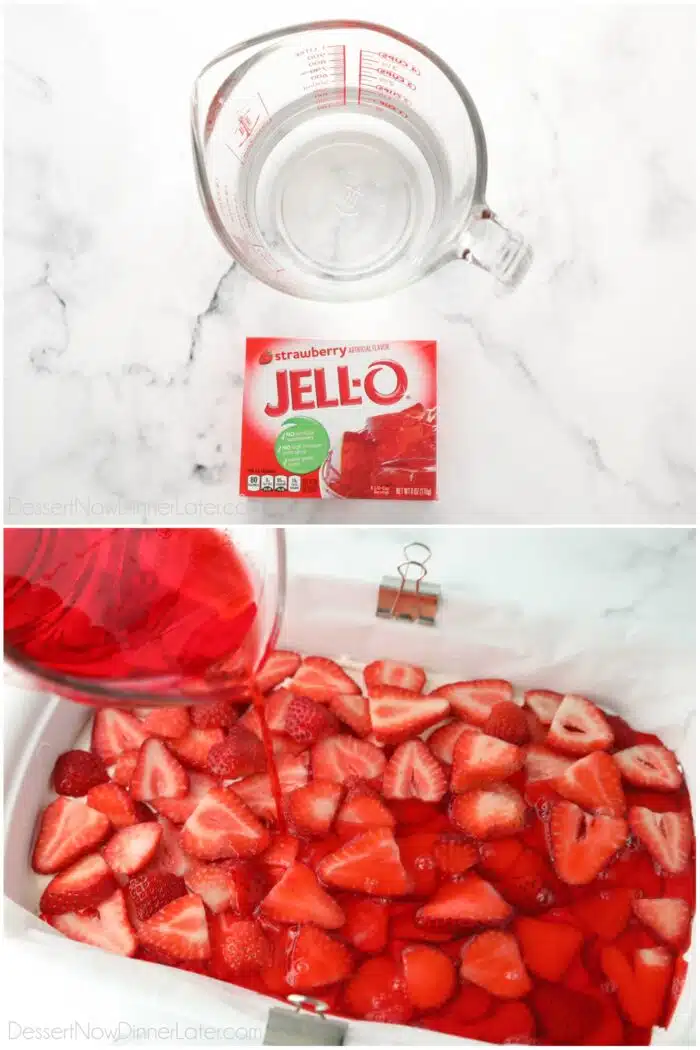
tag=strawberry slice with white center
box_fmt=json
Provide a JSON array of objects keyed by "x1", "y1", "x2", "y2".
[
  {"x1": 130, "y1": 738, "x2": 189, "y2": 801},
  {"x1": 451, "y1": 785, "x2": 526, "y2": 839},
  {"x1": 138, "y1": 706, "x2": 191, "y2": 740},
  {"x1": 416, "y1": 874, "x2": 512, "y2": 926},
  {"x1": 47, "y1": 888, "x2": 137, "y2": 957},
  {"x1": 335, "y1": 787, "x2": 396, "y2": 839},
  {"x1": 524, "y1": 689, "x2": 564, "y2": 725},
  {"x1": 554, "y1": 751, "x2": 626, "y2": 816},
  {"x1": 368, "y1": 688, "x2": 449, "y2": 744},
  {"x1": 40, "y1": 854, "x2": 117, "y2": 915},
  {"x1": 329, "y1": 693, "x2": 372, "y2": 737},
  {"x1": 600, "y1": 945, "x2": 673, "y2": 1029},
  {"x1": 364, "y1": 660, "x2": 426, "y2": 695},
  {"x1": 184, "y1": 860, "x2": 244, "y2": 914},
  {"x1": 287, "y1": 780, "x2": 343, "y2": 837},
  {"x1": 104, "y1": 822, "x2": 163, "y2": 876},
  {"x1": 451, "y1": 733, "x2": 523, "y2": 792},
  {"x1": 430, "y1": 680, "x2": 513, "y2": 726},
  {"x1": 318, "y1": 827, "x2": 412, "y2": 896},
  {"x1": 632, "y1": 897, "x2": 691, "y2": 948},
  {"x1": 629, "y1": 806, "x2": 692, "y2": 874},
  {"x1": 151, "y1": 772, "x2": 218, "y2": 824},
  {"x1": 92, "y1": 709, "x2": 149, "y2": 764},
  {"x1": 169, "y1": 728, "x2": 225, "y2": 771},
  {"x1": 233, "y1": 752, "x2": 310, "y2": 822},
  {"x1": 260, "y1": 861, "x2": 345, "y2": 929},
  {"x1": 426, "y1": 720, "x2": 479, "y2": 764},
  {"x1": 238, "y1": 689, "x2": 294, "y2": 736},
  {"x1": 550, "y1": 800, "x2": 628, "y2": 885},
  {"x1": 383, "y1": 739, "x2": 447, "y2": 802},
  {"x1": 312, "y1": 735, "x2": 386, "y2": 784},
  {"x1": 614, "y1": 744, "x2": 682, "y2": 791},
  {"x1": 289, "y1": 656, "x2": 360, "y2": 702},
  {"x1": 524, "y1": 744, "x2": 573, "y2": 782},
  {"x1": 152, "y1": 817, "x2": 190, "y2": 876},
  {"x1": 181, "y1": 787, "x2": 270, "y2": 860},
  {"x1": 546, "y1": 695, "x2": 613, "y2": 755},
  {"x1": 255, "y1": 650, "x2": 301, "y2": 694},
  {"x1": 137, "y1": 893, "x2": 210, "y2": 961},
  {"x1": 32, "y1": 796, "x2": 111, "y2": 874}
]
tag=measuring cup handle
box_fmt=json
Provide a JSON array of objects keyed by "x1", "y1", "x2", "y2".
[{"x1": 458, "y1": 208, "x2": 533, "y2": 289}]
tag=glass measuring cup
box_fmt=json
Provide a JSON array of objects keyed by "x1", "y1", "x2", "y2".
[{"x1": 192, "y1": 20, "x2": 532, "y2": 301}]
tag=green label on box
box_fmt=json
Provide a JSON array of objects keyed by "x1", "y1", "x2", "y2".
[{"x1": 274, "y1": 417, "x2": 330, "y2": 475}]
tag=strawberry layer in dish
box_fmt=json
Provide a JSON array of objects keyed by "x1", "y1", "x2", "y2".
[{"x1": 30, "y1": 654, "x2": 694, "y2": 1045}]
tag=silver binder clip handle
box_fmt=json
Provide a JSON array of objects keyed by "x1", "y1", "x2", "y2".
[
  {"x1": 264, "y1": 996, "x2": 348, "y2": 1045},
  {"x1": 376, "y1": 542, "x2": 441, "y2": 625}
]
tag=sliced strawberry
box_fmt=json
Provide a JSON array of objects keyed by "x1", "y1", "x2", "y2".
[
  {"x1": 181, "y1": 787, "x2": 270, "y2": 860},
  {"x1": 451, "y1": 733, "x2": 523, "y2": 791},
  {"x1": 32, "y1": 796, "x2": 111, "y2": 874},
  {"x1": 426, "y1": 719, "x2": 478, "y2": 764},
  {"x1": 632, "y1": 897, "x2": 691, "y2": 949},
  {"x1": 478, "y1": 836, "x2": 525, "y2": 877},
  {"x1": 629, "y1": 806, "x2": 692, "y2": 874},
  {"x1": 286, "y1": 926, "x2": 352, "y2": 991},
  {"x1": 287, "y1": 780, "x2": 343, "y2": 837},
  {"x1": 524, "y1": 689, "x2": 563, "y2": 725},
  {"x1": 339, "y1": 897, "x2": 389, "y2": 952},
  {"x1": 483, "y1": 701, "x2": 530, "y2": 745},
  {"x1": 344, "y1": 956, "x2": 413, "y2": 1023},
  {"x1": 130, "y1": 738, "x2": 189, "y2": 801},
  {"x1": 238, "y1": 689, "x2": 294, "y2": 736},
  {"x1": 261, "y1": 833, "x2": 300, "y2": 879},
  {"x1": 312, "y1": 734, "x2": 386, "y2": 784},
  {"x1": 417, "y1": 874, "x2": 511, "y2": 926},
  {"x1": 546, "y1": 694, "x2": 613, "y2": 755},
  {"x1": 318, "y1": 827, "x2": 411, "y2": 896},
  {"x1": 40, "y1": 854, "x2": 117, "y2": 915},
  {"x1": 47, "y1": 888, "x2": 137, "y2": 957},
  {"x1": 289, "y1": 656, "x2": 360, "y2": 702},
  {"x1": 397, "y1": 832, "x2": 440, "y2": 897},
  {"x1": 524, "y1": 744, "x2": 573, "y2": 782},
  {"x1": 152, "y1": 817, "x2": 190, "y2": 876},
  {"x1": 449, "y1": 981, "x2": 495, "y2": 1022},
  {"x1": 401, "y1": 944, "x2": 456, "y2": 1010},
  {"x1": 127, "y1": 872, "x2": 187, "y2": 921},
  {"x1": 600, "y1": 842, "x2": 663, "y2": 898},
  {"x1": 382, "y1": 739, "x2": 447, "y2": 804},
  {"x1": 255, "y1": 649, "x2": 301, "y2": 694},
  {"x1": 524, "y1": 709, "x2": 548, "y2": 744},
  {"x1": 329, "y1": 693, "x2": 371, "y2": 736},
  {"x1": 169, "y1": 727, "x2": 225, "y2": 770},
  {"x1": 284, "y1": 694, "x2": 337, "y2": 745},
  {"x1": 387, "y1": 798, "x2": 441, "y2": 829},
  {"x1": 52, "y1": 749, "x2": 109, "y2": 797},
  {"x1": 206, "y1": 725, "x2": 266, "y2": 778},
  {"x1": 184, "y1": 860, "x2": 244, "y2": 914},
  {"x1": 463, "y1": 1001, "x2": 536, "y2": 1044},
  {"x1": 460, "y1": 930, "x2": 531, "y2": 998},
  {"x1": 600, "y1": 944, "x2": 673, "y2": 1028},
  {"x1": 663, "y1": 954, "x2": 688, "y2": 1028},
  {"x1": 495, "y1": 846, "x2": 563, "y2": 913},
  {"x1": 335, "y1": 788, "x2": 395, "y2": 840},
  {"x1": 364, "y1": 660, "x2": 426, "y2": 694},
  {"x1": 189, "y1": 697, "x2": 237, "y2": 730},
  {"x1": 514, "y1": 914, "x2": 582, "y2": 980},
  {"x1": 433, "y1": 834, "x2": 479, "y2": 875},
  {"x1": 151, "y1": 771, "x2": 218, "y2": 824},
  {"x1": 626, "y1": 788, "x2": 690, "y2": 813},
  {"x1": 260, "y1": 861, "x2": 344, "y2": 928},
  {"x1": 138, "y1": 893, "x2": 210, "y2": 961},
  {"x1": 664, "y1": 862, "x2": 696, "y2": 909},
  {"x1": 530, "y1": 982, "x2": 603, "y2": 1044},
  {"x1": 86, "y1": 782, "x2": 138, "y2": 828},
  {"x1": 614, "y1": 745, "x2": 682, "y2": 791},
  {"x1": 431, "y1": 679, "x2": 513, "y2": 726},
  {"x1": 210, "y1": 915, "x2": 271, "y2": 976},
  {"x1": 105, "y1": 822, "x2": 162, "y2": 876},
  {"x1": 550, "y1": 801, "x2": 628, "y2": 884},
  {"x1": 554, "y1": 751, "x2": 626, "y2": 816},
  {"x1": 451, "y1": 784, "x2": 526, "y2": 839},
  {"x1": 91, "y1": 708, "x2": 149, "y2": 764},
  {"x1": 368, "y1": 688, "x2": 448, "y2": 744},
  {"x1": 139, "y1": 706, "x2": 191, "y2": 740},
  {"x1": 390, "y1": 902, "x2": 453, "y2": 942},
  {"x1": 233, "y1": 752, "x2": 310, "y2": 822},
  {"x1": 572, "y1": 887, "x2": 635, "y2": 939},
  {"x1": 112, "y1": 749, "x2": 140, "y2": 788},
  {"x1": 606, "y1": 713, "x2": 638, "y2": 750}
]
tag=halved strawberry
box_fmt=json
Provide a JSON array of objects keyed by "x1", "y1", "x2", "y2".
[
  {"x1": 335, "y1": 788, "x2": 395, "y2": 840},
  {"x1": 289, "y1": 656, "x2": 360, "y2": 702},
  {"x1": 261, "y1": 833, "x2": 300, "y2": 879},
  {"x1": 572, "y1": 887, "x2": 635, "y2": 939},
  {"x1": 478, "y1": 836, "x2": 525, "y2": 877},
  {"x1": 364, "y1": 660, "x2": 426, "y2": 695},
  {"x1": 151, "y1": 771, "x2": 218, "y2": 824},
  {"x1": 632, "y1": 898, "x2": 691, "y2": 949},
  {"x1": 86, "y1": 782, "x2": 139, "y2": 828},
  {"x1": 233, "y1": 752, "x2": 310, "y2": 822},
  {"x1": 431, "y1": 679, "x2": 513, "y2": 726},
  {"x1": 463, "y1": 1001, "x2": 536, "y2": 1044},
  {"x1": 210, "y1": 915, "x2": 271, "y2": 976},
  {"x1": 390, "y1": 902, "x2": 453, "y2": 943},
  {"x1": 426, "y1": 719, "x2": 478, "y2": 764},
  {"x1": 181, "y1": 787, "x2": 270, "y2": 860},
  {"x1": 600, "y1": 842, "x2": 663, "y2": 898},
  {"x1": 40, "y1": 854, "x2": 117, "y2": 915},
  {"x1": 206, "y1": 725, "x2": 267, "y2": 778},
  {"x1": 189, "y1": 697, "x2": 237, "y2": 730},
  {"x1": 169, "y1": 727, "x2": 225, "y2": 770},
  {"x1": 260, "y1": 861, "x2": 345, "y2": 928},
  {"x1": 600, "y1": 944, "x2": 673, "y2": 1028},
  {"x1": 105, "y1": 822, "x2": 162, "y2": 876},
  {"x1": 451, "y1": 733, "x2": 523, "y2": 791},
  {"x1": 397, "y1": 832, "x2": 440, "y2": 897},
  {"x1": 183, "y1": 861, "x2": 240, "y2": 914},
  {"x1": 401, "y1": 944, "x2": 456, "y2": 1010},
  {"x1": 286, "y1": 925, "x2": 352, "y2": 991},
  {"x1": 32, "y1": 796, "x2": 111, "y2": 874},
  {"x1": 451, "y1": 785, "x2": 526, "y2": 839},
  {"x1": 382, "y1": 739, "x2": 447, "y2": 802},
  {"x1": 344, "y1": 956, "x2": 413, "y2": 1023},
  {"x1": 130, "y1": 738, "x2": 189, "y2": 801},
  {"x1": 368, "y1": 688, "x2": 449, "y2": 744},
  {"x1": 495, "y1": 846, "x2": 562, "y2": 913},
  {"x1": 311, "y1": 734, "x2": 386, "y2": 784},
  {"x1": 255, "y1": 649, "x2": 301, "y2": 694},
  {"x1": 238, "y1": 689, "x2": 294, "y2": 736},
  {"x1": 433, "y1": 834, "x2": 479, "y2": 875},
  {"x1": 417, "y1": 874, "x2": 511, "y2": 926},
  {"x1": 629, "y1": 807, "x2": 691, "y2": 874},
  {"x1": 329, "y1": 693, "x2": 371, "y2": 736},
  {"x1": 47, "y1": 888, "x2": 137, "y2": 957},
  {"x1": 91, "y1": 709, "x2": 149, "y2": 764},
  {"x1": 460, "y1": 930, "x2": 531, "y2": 998},
  {"x1": 554, "y1": 751, "x2": 626, "y2": 816},
  {"x1": 139, "y1": 706, "x2": 191, "y2": 740},
  {"x1": 549, "y1": 801, "x2": 628, "y2": 884},
  {"x1": 318, "y1": 827, "x2": 411, "y2": 896},
  {"x1": 52, "y1": 750, "x2": 109, "y2": 797},
  {"x1": 284, "y1": 694, "x2": 337, "y2": 745},
  {"x1": 524, "y1": 709, "x2": 548, "y2": 744},
  {"x1": 112, "y1": 749, "x2": 140, "y2": 787},
  {"x1": 152, "y1": 817, "x2": 190, "y2": 876},
  {"x1": 664, "y1": 954, "x2": 689, "y2": 1028},
  {"x1": 614, "y1": 745, "x2": 682, "y2": 791},
  {"x1": 530, "y1": 982, "x2": 603, "y2": 1044},
  {"x1": 339, "y1": 897, "x2": 389, "y2": 952},
  {"x1": 127, "y1": 871, "x2": 187, "y2": 921},
  {"x1": 287, "y1": 780, "x2": 343, "y2": 837},
  {"x1": 524, "y1": 744, "x2": 573, "y2": 781},
  {"x1": 483, "y1": 702, "x2": 530, "y2": 745},
  {"x1": 524, "y1": 689, "x2": 564, "y2": 725},
  {"x1": 514, "y1": 914, "x2": 582, "y2": 980},
  {"x1": 546, "y1": 694, "x2": 613, "y2": 755},
  {"x1": 387, "y1": 798, "x2": 442, "y2": 829},
  {"x1": 138, "y1": 894, "x2": 210, "y2": 961}
]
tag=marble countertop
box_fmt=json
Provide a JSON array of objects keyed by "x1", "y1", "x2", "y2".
[{"x1": 4, "y1": 3, "x2": 696, "y2": 525}]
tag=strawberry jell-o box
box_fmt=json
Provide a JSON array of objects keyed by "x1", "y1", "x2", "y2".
[{"x1": 239, "y1": 339, "x2": 437, "y2": 500}]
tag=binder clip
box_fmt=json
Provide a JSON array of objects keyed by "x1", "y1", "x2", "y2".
[
  {"x1": 264, "y1": 995, "x2": 348, "y2": 1045},
  {"x1": 376, "y1": 542, "x2": 440, "y2": 625}
]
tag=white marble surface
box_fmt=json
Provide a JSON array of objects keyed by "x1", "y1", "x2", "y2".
[{"x1": 4, "y1": 2, "x2": 696, "y2": 525}]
